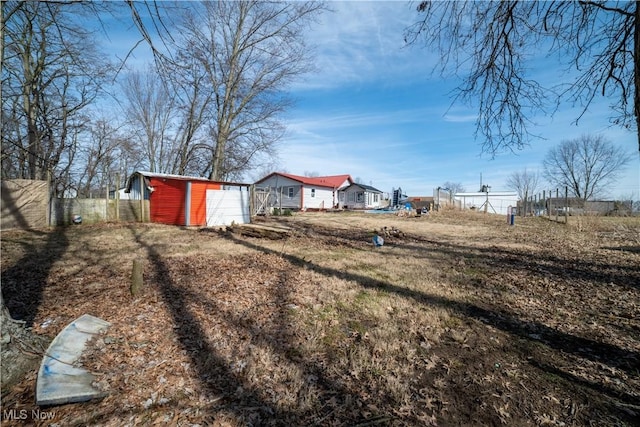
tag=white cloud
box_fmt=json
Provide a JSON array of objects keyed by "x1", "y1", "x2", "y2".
[
  {"x1": 293, "y1": 1, "x2": 437, "y2": 91},
  {"x1": 443, "y1": 114, "x2": 477, "y2": 123}
]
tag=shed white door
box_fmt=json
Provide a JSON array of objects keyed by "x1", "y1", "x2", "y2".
[{"x1": 206, "y1": 188, "x2": 250, "y2": 226}]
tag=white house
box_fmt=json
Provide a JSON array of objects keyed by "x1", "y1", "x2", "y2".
[
  {"x1": 454, "y1": 191, "x2": 518, "y2": 216},
  {"x1": 109, "y1": 188, "x2": 132, "y2": 200},
  {"x1": 254, "y1": 172, "x2": 353, "y2": 211},
  {"x1": 342, "y1": 183, "x2": 384, "y2": 209}
]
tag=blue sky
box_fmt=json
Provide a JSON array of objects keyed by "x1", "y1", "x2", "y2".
[{"x1": 106, "y1": 1, "x2": 639, "y2": 199}]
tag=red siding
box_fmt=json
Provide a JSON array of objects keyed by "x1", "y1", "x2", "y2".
[
  {"x1": 190, "y1": 182, "x2": 221, "y2": 226},
  {"x1": 149, "y1": 178, "x2": 187, "y2": 225}
]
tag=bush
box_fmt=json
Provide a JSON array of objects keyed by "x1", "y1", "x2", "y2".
[{"x1": 272, "y1": 208, "x2": 292, "y2": 216}]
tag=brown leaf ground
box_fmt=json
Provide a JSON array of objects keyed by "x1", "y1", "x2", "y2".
[{"x1": 1, "y1": 211, "x2": 639, "y2": 426}]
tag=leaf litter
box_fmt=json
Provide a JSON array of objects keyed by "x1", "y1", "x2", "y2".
[{"x1": 1, "y1": 212, "x2": 639, "y2": 426}]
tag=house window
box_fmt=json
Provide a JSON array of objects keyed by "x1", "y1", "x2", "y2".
[
  {"x1": 374, "y1": 194, "x2": 379, "y2": 202},
  {"x1": 311, "y1": 188, "x2": 315, "y2": 198},
  {"x1": 356, "y1": 192, "x2": 364, "y2": 203},
  {"x1": 288, "y1": 187, "x2": 294, "y2": 198}
]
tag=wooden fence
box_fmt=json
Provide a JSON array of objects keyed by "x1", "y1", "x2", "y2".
[
  {"x1": 1, "y1": 179, "x2": 49, "y2": 229},
  {"x1": 1, "y1": 179, "x2": 150, "y2": 230},
  {"x1": 50, "y1": 198, "x2": 150, "y2": 226}
]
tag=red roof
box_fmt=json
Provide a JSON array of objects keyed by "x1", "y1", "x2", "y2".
[{"x1": 261, "y1": 172, "x2": 353, "y2": 188}]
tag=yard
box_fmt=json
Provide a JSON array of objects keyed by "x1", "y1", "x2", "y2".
[{"x1": 1, "y1": 210, "x2": 639, "y2": 426}]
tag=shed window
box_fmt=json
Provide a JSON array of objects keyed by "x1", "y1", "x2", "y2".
[
  {"x1": 288, "y1": 187, "x2": 294, "y2": 198},
  {"x1": 311, "y1": 188, "x2": 315, "y2": 198}
]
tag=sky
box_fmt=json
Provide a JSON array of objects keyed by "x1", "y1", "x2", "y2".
[{"x1": 106, "y1": 1, "x2": 640, "y2": 200}]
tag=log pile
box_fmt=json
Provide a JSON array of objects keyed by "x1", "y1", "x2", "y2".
[
  {"x1": 228, "y1": 223, "x2": 292, "y2": 239},
  {"x1": 378, "y1": 226, "x2": 405, "y2": 238}
]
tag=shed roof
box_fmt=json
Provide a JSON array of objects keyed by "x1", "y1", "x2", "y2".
[
  {"x1": 125, "y1": 171, "x2": 250, "y2": 192},
  {"x1": 257, "y1": 172, "x2": 353, "y2": 189},
  {"x1": 342, "y1": 183, "x2": 383, "y2": 193}
]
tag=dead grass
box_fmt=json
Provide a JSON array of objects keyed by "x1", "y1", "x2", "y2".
[{"x1": 1, "y1": 211, "x2": 639, "y2": 426}]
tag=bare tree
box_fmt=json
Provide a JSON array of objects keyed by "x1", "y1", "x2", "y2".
[
  {"x1": 249, "y1": 161, "x2": 286, "y2": 183},
  {"x1": 1, "y1": 1, "x2": 110, "y2": 194},
  {"x1": 121, "y1": 67, "x2": 178, "y2": 173},
  {"x1": 543, "y1": 135, "x2": 630, "y2": 200},
  {"x1": 441, "y1": 181, "x2": 466, "y2": 195},
  {"x1": 74, "y1": 118, "x2": 128, "y2": 197},
  {"x1": 405, "y1": 1, "x2": 639, "y2": 154},
  {"x1": 505, "y1": 169, "x2": 540, "y2": 201},
  {"x1": 176, "y1": 1, "x2": 324, "y2": 181},
  {"x1": 165, "y1": 47, "x2": 215, "y2": 176}
]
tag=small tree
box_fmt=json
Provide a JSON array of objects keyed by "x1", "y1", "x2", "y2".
[
  {"x1": 441, "y1": 181, "x2": 465, "y2": 195},
  {"x1": 506, "y1": 169, "x2": 539, "y2": 201},
  {"x1": 543, "y1": 135, "x2": 630, "y2": 200}
]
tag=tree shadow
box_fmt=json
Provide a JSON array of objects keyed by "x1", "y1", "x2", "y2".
[
  {"x1": 393, "y1": 239, "x2": 640, "y2": 290},
  {"x1": 1, "y1": 184, "x2": 36, "y2": 231},
  {"x1": 120, "y1": 220, "x2": 637, "y2": 424},
  {"x1": 219, "y1": 233, "x2": 639, "y2": 397},
  {"x1": 125, "y1": 225, "x2": 393, "y2": 425},
  {"x1": 282, "y1": 219, "x2": 640, "y2": 290},
  {"x1": 2, "y1": 226, "x2": 69, "y2": 327},
  {"x1": 171, "y1": 274, "x2": 399, "y2": 424},
  {"x1": 602, "y1": 245, "x2": 640, "y2": 254},
  {"x1": 527, "y1": 358, "x2": 639, "y2": 406}
]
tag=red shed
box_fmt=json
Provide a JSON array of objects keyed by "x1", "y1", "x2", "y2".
[{"x1": 125, "y1": 171, "x2": 250, "y2": 226}]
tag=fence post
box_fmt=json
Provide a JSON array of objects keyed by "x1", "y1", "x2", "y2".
[
  {"x1": 484, "y1": 190, "x2": 489, "y2": 214},
  {"x1": 46, "y1": 170, "x2": 52, "y2": 227},
  {"x1": 115, "y1": 173, "x2": 120, "y2": 222},
  {"x1": 139, "y1": 174, "x2": 145, "y2": 222},
  {"x1": 249, "y1": 184, "x2": 255, "y2": 217},
  {"x1": 565, "y1": 186, "x2": 569, "y2": 224},
  {"x1": 105, "y1": 182, "x2": 109, "y2": 222}
]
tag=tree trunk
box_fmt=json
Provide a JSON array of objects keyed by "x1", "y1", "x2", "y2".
[
  {"x1": 635, "y1": 1, "x2": 640, "y2": 152},
  {"x1": 0, "y1": 295, "x2": 50, "y2": 395}
]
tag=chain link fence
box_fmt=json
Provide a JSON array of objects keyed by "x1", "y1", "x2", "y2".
[{"x1": 519, "y1": 187, "x2": 634, "y2": 221}]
